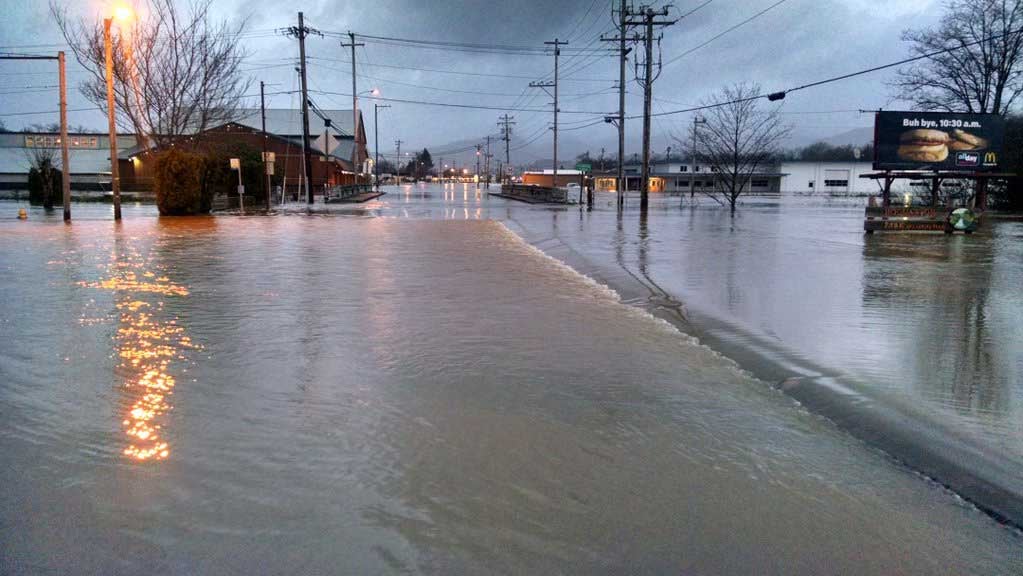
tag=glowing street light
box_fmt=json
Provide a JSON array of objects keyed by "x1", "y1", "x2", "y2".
[
  {"x1": 104, "y1": 5, "x2": 134, "y2": 220},
  {"x1": 113, "y1": 4, "x2": 133, "y2": 22}
]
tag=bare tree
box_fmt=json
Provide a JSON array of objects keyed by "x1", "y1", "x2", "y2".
[
  {"x1": 676, "y1": 83, "x2": 790, "y2": 214},
  {"x1": 51, "y1": 0, "x2": 251, "y2": 147},
  {"x1": 892, "y1": 0, "x2": 1023, "y2": 114}
]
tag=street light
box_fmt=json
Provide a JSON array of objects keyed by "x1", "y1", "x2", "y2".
[
  {"x1": 352, "y1": 88, "x2": 378, "y2": 183},
  {"x1": 373, "y1": 103, "x2": 390, "y2": 193},
  {"x1": 104, "y1": 5, "x2": 133, "y2": 220}
]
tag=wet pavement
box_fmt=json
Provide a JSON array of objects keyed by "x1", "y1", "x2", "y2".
[{"x1": 1, "y1": 196, "x2": 1021, "y2": 574}]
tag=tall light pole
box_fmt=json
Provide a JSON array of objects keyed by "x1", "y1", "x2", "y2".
[
  {"x1": 374, "y1": 103, "x2": 390, "y2": 192},
  {"x1": 104, "y1": 16, "x2": 122, "y2": 220}
]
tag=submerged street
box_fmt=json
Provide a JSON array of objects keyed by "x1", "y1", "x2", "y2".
[{"x1": 1, "y1": 189, "x2": 1021, "y2": 574}]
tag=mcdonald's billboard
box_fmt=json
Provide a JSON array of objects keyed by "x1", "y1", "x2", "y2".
[{"x1": 873, "y1": 111, "x2": 1004, "y2": 171}]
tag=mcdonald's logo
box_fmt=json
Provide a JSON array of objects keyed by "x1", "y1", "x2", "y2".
[{"x1": 984, "y1": 151, "x2": 998, "y2": 165}]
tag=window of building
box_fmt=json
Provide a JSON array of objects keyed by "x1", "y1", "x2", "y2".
[
  {"x1": 751, "y1": 179, "x2": 769, "y2": 188},
  {"x1": 808, "y1": 181, "x2": 814, "y2": 188},
  {"x1": 694, "y1": 166, "x2": 700, "y2": 172},
  {"x1": 679, "y1": 165, "x2": 688, "y2": 172},
  {"x1": 824, "y1": 179, "x2": 849, "y2": 187}
]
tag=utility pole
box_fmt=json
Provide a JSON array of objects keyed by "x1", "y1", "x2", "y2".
[
  {"x1": 498, "y1": 114, "x2": 514, "y2": 184},
  {"x1": 394, "y1": 139, "x2": 403, "y2": 180},
  {"x1": 260, "y1": 80, "x2": 271, "y2": 209},
  {"x1": 374, "y1": 104, "x2": 390, "y2": 192},
  {"x1": 340, "y1": 32, "x2": 365, "y2": 177},
  {"x1": 626, "y1": 5, "x2": 675, "y2": 210},
  {"x1": 484, "y1": 135, "x2": 492, "y2": 188},
  {"x1": 282, "y1": 12, "x2": 320, "y2": 204},
  {"x1": 530, "y1": 38, "x2": 567, "y2": 190},
  {"x1": 601, "y1": 0, "x2": 637, "y2": 209},
  {"x1": 475, "y1": 144, "x2": 482, "y2": 188},
  {"x1": 2, "y1": 53, "x2": 73, "y2": 219}
]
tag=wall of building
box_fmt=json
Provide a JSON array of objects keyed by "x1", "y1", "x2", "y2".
[
  {"x1": 0, "y1": 132, "x2": 137, "y2": 190},
  {"x1": 521, "y1": 171, "x2": 585, "y2": 188},
  {"x1": 779, "y1": 161, "x2": 911, "y2": 195}
]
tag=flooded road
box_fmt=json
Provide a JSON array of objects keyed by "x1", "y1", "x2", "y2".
[{"x1": 1, "y1": 199, "x2": 1020, "y2": 573}]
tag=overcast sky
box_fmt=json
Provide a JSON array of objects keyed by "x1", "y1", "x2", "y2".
[{"x1": 1, "y1": 0, "x2": 941, "y2": 166}]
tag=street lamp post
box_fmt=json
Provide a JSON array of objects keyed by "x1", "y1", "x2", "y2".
[
  {"x1": 103, "y1": 17, "x2": 121, "y2": 220},
  {"x1": 374, "y1": 103, "x2": 390, "y2": 193}
]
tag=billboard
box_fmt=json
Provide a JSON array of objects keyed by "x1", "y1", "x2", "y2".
[{"x1": 873, "y1": 111, "x2": 1003, "y2": 171}]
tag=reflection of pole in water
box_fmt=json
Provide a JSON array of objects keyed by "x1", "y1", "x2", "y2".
[{"x1": 638, "y1": 208, "x2": 649, "y2": 276}]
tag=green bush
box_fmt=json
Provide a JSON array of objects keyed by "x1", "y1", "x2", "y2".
[
  {"x1": 27, "y1": 159, "x2": 62, "y2": 208},
  {"x1": 153, "y1": 148, "x2": 210, "y2": 215}
]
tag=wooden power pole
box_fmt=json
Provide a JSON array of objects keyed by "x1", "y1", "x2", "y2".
[
  {"x1": 498, "y1": 114, "x2": 515, "y2": 184},
  {"x1": 531, "y1": 38, "x2": 568, "y2": 190},
  {"x1": 282, "y1": 12, "x2": 320, "y2": 204},
  {"x1": 626, "y1": 5, "x2": 674, "y2": 211},
  {"x1": 340, "y1": 32, "x2": 365, "y2": 175},
  {"x1": 602, "y1": 0, "x2": 637, "y2": 209}
]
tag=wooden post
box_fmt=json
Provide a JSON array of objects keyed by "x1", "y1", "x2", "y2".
[
  {"x1": 976, "y1": 177, "x2": 988, "y2": 211},
  {"x1": 930, "y1": 173, "x2": 940, "y2": 207},
  {"x1": 58, "y1": 51, "x2": 71, "y2": 222},
  {"x1": 882, "y1": 172, "x2": 892, "y2": 207}
]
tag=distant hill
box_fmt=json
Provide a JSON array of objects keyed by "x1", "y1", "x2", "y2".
[{"x1": 822, "y1": 127, "x2": 874, "y2": 147}]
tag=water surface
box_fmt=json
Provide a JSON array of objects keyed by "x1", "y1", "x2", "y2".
[{"x1": 0, "y1": 200, "x2": 1019, "y2": 574}]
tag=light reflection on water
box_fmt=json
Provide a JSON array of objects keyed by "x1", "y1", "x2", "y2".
[{"x1": 77, "y1": 232, "x2": 197, "y2": 461}]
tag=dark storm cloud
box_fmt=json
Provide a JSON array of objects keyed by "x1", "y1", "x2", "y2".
[{"x1": 1, "y1": 0, "x2": 942, "y2": 164}]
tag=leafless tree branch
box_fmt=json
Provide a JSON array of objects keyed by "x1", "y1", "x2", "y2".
[
  {"x1": 891, "y1": 0, "x2": 1023, "y2": 114},
  {"x1": 51, "y1": 0, "x2": 251, "y2": 147}
]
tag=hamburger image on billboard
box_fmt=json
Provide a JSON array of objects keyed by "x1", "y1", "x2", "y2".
[
  {"x1": 874, "y1": 111, "x2": 1003, "y2": 171},
  {"x1": 898, "y1": 129, "x2": 949, "y2": 162}
]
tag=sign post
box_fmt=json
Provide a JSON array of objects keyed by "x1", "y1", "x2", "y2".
[{"x1": 230, "y1": 158, "x2": 244, "y2": 210}]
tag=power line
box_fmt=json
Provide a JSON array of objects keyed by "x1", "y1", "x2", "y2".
[
  {"x1": 335, "y1": 31, "x2": 616, "y2": 55},
  {"x1": 643, "y1": 24, "x2": 1023, "y2": 119},
  {"x1": 663, "y1": 0, "x2": 790, "y2": 69},
  {"x1": 304, "y1": 55, "x2": 612, "y2": 82},
  {"x1": 678, "y1": 0, "x2": 716, "y2": 19},
  {"x1": 308, "y1": 89, "x2": 610, "y2": 115}
]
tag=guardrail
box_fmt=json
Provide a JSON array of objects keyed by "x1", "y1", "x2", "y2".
[{"x1": 324, "y1": 183, "x2": 374, "y2": 203}]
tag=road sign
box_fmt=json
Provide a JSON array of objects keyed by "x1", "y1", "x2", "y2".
[
  {"x1": 575, "y1": 162, "x2": 592, "y2": 172},
  {"x1": 261, "y1": 152, "x2": 275, "y2": 162},
  {"x1": 266, "y1": 162, "x2": 275, "y2": 176},
  {"x1": 230, "y1": 158, "x2": 241, "y2": 170}
]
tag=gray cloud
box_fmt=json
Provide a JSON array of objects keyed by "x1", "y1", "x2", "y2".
[{"x1": 1, "y1": 0, "x2": 944, "y2": 165}]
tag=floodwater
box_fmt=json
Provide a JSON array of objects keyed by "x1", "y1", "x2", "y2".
[{"x1": 1, "y1": 198, "x2": 1020, "y2": 574}]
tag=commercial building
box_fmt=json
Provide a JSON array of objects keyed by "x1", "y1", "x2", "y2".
[
  {"x1": 591, "y1": 158, "x2": 911, "y2": 197},
  {"x1": 592, "y1": 159, "x2": 783, "y2": 195},
  {"x1": 0, "y1": 131, "x2": 137, "y2": 193}
]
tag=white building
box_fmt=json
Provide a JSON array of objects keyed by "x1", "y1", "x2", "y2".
[
  {"x1": 779, "y1": 161, "x2": 908, "y2": 196},
  {"x1": 593, "y1": 159, "x2": 913, "y2": 197}
]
